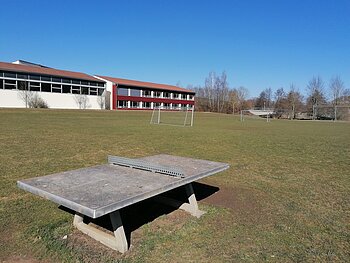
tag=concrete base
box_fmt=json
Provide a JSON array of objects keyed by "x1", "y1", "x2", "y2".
[
  {"x1": 73, "y1": 183, "x2": 205, "y2": 253},
  {"x1": 73, "y1": 210, "x2": 128, "y2": 253},
  {"x1": 155, "y1": 183, "x2": 206, "y2": 218}
]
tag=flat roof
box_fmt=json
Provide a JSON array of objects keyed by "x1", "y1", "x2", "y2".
[
  {"x1": 0, "y1": 61, "x2": 104, "y2": 83},
  {"x1": 97, "y1": 75, "x2": 195, "y2": 94}
]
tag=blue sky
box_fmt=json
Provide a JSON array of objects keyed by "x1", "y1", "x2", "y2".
[{"x1": 1, "y1": 0, "x2": 349, "y2": 98}]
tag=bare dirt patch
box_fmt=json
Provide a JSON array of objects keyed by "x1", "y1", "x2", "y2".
[
  {"x1": 201, "y1": 186, "x2": 272, "y2": 224},
  {"x1": 64, "y1": 200, "x2": 188, "y2": 262},
  {"x1": 67, "y1": 229, "x2": 121, "y2": 262}
]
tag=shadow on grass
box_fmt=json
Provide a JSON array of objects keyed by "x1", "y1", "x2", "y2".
[{"x1": 59, "y1": 182, "x2": 219, "y2": 248}]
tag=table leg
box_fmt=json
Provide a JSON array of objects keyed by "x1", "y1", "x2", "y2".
[
  {"x1": 183, "y1": 183, "x2": 206, "y2": 218},
  {"x1": 155, "y1": 183, "x2": 206, "y2": 218},
  {"x1": 73, "y1": 211, "x2": 128, "y2": 253},
  {"x1": 110, "y1": 210, "x2": 128, "y2": 253}
]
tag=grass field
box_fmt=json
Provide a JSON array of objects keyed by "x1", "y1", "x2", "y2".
[{"x1": 0, "y1": 109, "x2": 349, "y2": 262}]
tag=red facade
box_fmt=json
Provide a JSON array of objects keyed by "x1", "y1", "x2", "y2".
[{"x1": 117, "y1": 95, "x2": 194, "y2": 105}]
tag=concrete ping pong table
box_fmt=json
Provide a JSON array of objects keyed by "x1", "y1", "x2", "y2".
[{"x1": 17, "y1": 154, "x2": 229, "y2": 253}]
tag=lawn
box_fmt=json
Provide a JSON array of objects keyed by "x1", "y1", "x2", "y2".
[{"x1": 0, "y1": 109, "x2": 349, "y2": 262}]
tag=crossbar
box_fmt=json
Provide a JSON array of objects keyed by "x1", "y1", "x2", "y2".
[{"x1": 108, "y1": 155, "x2": 185, "y2": 178}]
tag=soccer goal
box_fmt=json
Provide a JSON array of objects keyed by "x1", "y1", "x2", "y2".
[{"x1": 150, "y1": 106, "x2": 194, "y2": 127}]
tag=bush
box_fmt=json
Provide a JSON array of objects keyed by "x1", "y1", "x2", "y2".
[{"x1": 29, "y1": 93, "x2": 49, "y2": 108}]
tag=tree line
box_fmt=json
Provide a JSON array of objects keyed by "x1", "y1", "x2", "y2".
[{"x1": 189, "y1": 72, "x2": 350, "y2": 120}]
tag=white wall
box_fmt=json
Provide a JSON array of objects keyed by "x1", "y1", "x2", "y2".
[
  {"x1": 0, "y1": 89, "x2": 102, "y2": 109},
  {"x1": 94, "y1": 76, "x2": 114, "y2": 109}
]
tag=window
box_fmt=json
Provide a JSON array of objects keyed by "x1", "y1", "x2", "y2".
[
  {"x1": 81, "y1": 81, "x2": 88, "y2": 85},
  {"x1": 98, "y1": 88, "x2": 104, "y2": 96},
  {"x1": 4, "y1": 79, "x2": 16, "y2": 90},
  {"x1": 188, "y1": 95, "x2": 193, "y2": 100},
  {"x1": 130, "y1": 89, "x2": 141, "y2": 97},
  {"x1": 90, "y1": 87, "x2": 97, "y2": 95},
  {"x1": 0, "y1": 79, "x2": 3, "y2": 89},
  {"x1": 163, "y1": 92, "x2": 170, "y2": 98},
  {"x1": 5, "y1": 79, "x2": 16, "y2": 84},
  {"x1": 41, "y1": 76, "x2": 51, "y2": 82},
  {"x1": 30, "y1": 82, "x2": 40, "y2": 92},
  {"x1": 97, "y1": 82, "x2": 104, "y2": 87},
  {"x1": 29, "y1": 74, "x2": 40, "y2": 80},
  {"x1": 181, "y1": 94, "x2": 187, "y2": 99},
  {"x1": 154, "y1": 91, "x2": 161, "y2": 97},
  {"x1": 164, "y1": 103, "x2": 170, "y2": 108},
  {"x1": 131, "y1": 101, "x2": 139, "y2": 108},
  {"x1": 72, "y1": 79, "x2": 80, "y2": 84},
  {"x1": 62, "y1": 85, "x2": 71, "y2": 93},
  {"x1": 52, "y1": 77, "x2": 61, "y2": 83},
  {"x1": 117, "y1": 88, "x2": 128, "y2": 96},
  {"x1": 81, "y1": 87, "x2": 89, "y2": 95},
  {"x1": 89, "y1": 82, "x2": 97, "y2": 86},
  {"x1": 17, "y1": 74, "x2": 28, "y2": 79},
  {"x1": 143, "y1": 102, "x2": 151, "y2": 108},
  {"x1": 41, "y1": 83, "x2": 51, "y2": 92},
  {"x1": 62, "y1": 78, "x2": 71, "y2": 84},
  {"x1": 154, "y1": 102, "x2": 161, "y2": 108},
  {"x1": 0, "y1": 71, "x2": 3, "y2": 77},
  {"x1": 17, "y1": 80, "x2": 28, "y2": 90},
  {"x1": 4, "y1": 72, "x2": 16, "y2": 78},
  {"x1": 118, "y1": 100, "x2": 127, "y2": 108},
  {"x1": 143, "y1": 90, "x2": 151, "y2": 97},
  {"x1": 173, "y1": 93, "x2": 179, "y2": 99},
  {"x1": 52, "y1": 84, "x2": 61, "y2": 93},
  {"x1": 72, "y1": 86, "x2": 81, "y2": 94}
]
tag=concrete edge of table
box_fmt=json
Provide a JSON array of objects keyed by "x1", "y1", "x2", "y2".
[
  {"x1": 17, "y1": 163, "x2": 230, "y2": 219},
  {"x1": 17, "y1": 180, "x2": 96, "y2": 216}
]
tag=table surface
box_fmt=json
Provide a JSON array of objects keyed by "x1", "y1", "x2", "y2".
[{"x1": 17, "y1": 154, "x2": 229, "y2": 218}]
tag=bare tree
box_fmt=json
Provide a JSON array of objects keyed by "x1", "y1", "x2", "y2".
[
  {"x1": 231, "y1": 86, "x2": 249, "y2": 113},
  {"x1": 97, "y1": 92, "x2": 105, "y2": 110},
  {"x1": 229, "y1": 89, "x2": 238, "y2": 114},
  {"x1": 204, "y1": 71, "x2": 216, "y2": 111},
  {"x1": 216, "y1": 71, "x2": 229, "y2": 113},
  {"x1": 255, "y1": 87, "x2": 273, "y2": 109},
  {"x1": 329, "y1": 76, "x2": 344, "y2": 106},
  {"x1": 274, "y1": 87, "x2": 287, "y2": 117},
  {"x1": 104, "y1": 91, "x2": 111, "y2": 110},
  {"x1": 265, "y1": 87, "x2": 273, "y2": 108},
  {"x1": 74, "y1": 94, "x2": 90, "y2": 109},
  {"x1": 287, "y1": 84, "x2": 303, "y2": 119},
  {"x1": 237, "y1": 87, "x2": 248, "y2": 109},
  {"x1": 17, "y1": 81, "x2": 33, "y2": 108},
  {"x1": 306, "y1": 76, "x2": 326, "y2": 119}
]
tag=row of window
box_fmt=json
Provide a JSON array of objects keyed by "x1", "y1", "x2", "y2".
[
  {"x1": 0, "y1": 79, "x2": 104, "y2": 96},
  {"x1": 117, "y1": 100, "x2": 192, "y2": 109},
  {"x1": 117, "y1": 88, "x2": 193, "y2": 100},
  {"x1": 0, "y1": 71, "x2": 104, "y2": 87}
]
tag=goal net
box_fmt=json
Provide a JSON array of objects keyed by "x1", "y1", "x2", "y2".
[{"x1": 150, "y1": 106, "x2": 194, "y2": 127}]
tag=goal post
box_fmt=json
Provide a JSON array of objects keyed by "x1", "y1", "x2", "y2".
[{"x1": 150, "y1": 106, "x2": 194, "y2": 127}]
